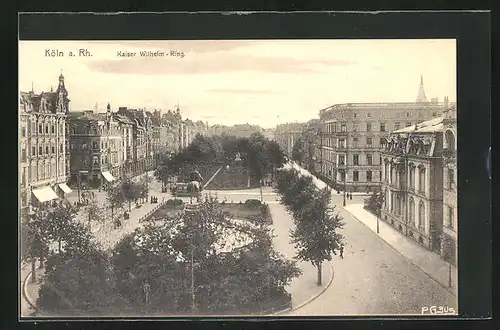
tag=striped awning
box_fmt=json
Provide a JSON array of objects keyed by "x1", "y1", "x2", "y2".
[
  {"x1": 102, "y1": 171, "x2": 116, "y2": 182},
  {"x1": 32, "y1": 186, "x2": 58, "y2": 203},
  {"x1": 58, "y1": 183, "x2": 72, "y2": 194}
]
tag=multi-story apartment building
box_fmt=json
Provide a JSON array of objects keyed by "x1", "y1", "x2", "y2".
[
  {"x1": 114, "y1": 112, "x2": 135, "y2": 178},
  {"x1": 380, "y1": 115, "x2": 447, "y2": 253},
  {"x1": 302, "y1": 119, "x2": 320, "y2": 172},
  {"x1": 117, "y1": 107, "x2": 148, "y2": 175},
  {"x1": 274, "y1": 123, "x2": 305, "y2": 158},
  {"x1": 19, "y1": 73, "x2": 71, "y2": 216},
  {"x1": 68, "y1": 104, "x2": 124, "y2": 189},
  {"x1": 316, "y1": 77, "x2": 448, "y2": 193},
  {"x1": 441, "y1": 105, "x2": 457, "y2": 265}
]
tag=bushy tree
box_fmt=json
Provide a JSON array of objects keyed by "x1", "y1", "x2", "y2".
[
  {"x1": 106, "y1": 184, "x2": 125, "y2": 221},
  {"x1": 37, "y1": 246, "x2": 119, "y2": 316},
  {"x1": 21, "y1": 210, "x2": 49, "y2": 282},
  {"x1": 365, "y1": 191, "x2": 385, "y2": 216},
  {"x1": 290, "y1": 187, "x2": 345, "y2": 286},
  {"x1": 291, "y1": 137, "x2": 306, "y2": 165},
  {"x1": 121, "y1": 181, "x2": 142, "y2": 212},
  {"x1": 83, "y1": 196, "x2": 104, "y2": 228},
  {"x1": 41, "y1": 203, "x2": 79, "y2": 254}
]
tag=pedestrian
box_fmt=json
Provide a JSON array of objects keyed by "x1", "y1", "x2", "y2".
[
  {"x1": 340, "y1": 245, "x2": 344, "y2": 259},
  {"x1": 350, "y1": 193, "x2": 353, "y2": 200}
]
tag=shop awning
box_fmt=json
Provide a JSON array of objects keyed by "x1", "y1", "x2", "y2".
[
  {"x1": 58, "y1": 183, "x2": 72, "y2": 194},
  {"x1": 32, "y1": 186, "x2": 59, "y2": 203},
  {"x1": 102, "y1": 171, "x2": 116, "y2": 182}
]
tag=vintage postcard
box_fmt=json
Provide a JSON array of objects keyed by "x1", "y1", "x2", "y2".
[{"x1": 19, "y1": 39, "x2": 458, "y2": 318}]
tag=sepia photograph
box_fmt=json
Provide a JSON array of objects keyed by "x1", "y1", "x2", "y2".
[{"x1": 19, "y1": 39, "x2": 458, "y2": 318}]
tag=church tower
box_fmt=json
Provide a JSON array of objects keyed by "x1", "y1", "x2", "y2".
[{"x1": 416, "y1": 75, "x2": 428, "y2": 103}]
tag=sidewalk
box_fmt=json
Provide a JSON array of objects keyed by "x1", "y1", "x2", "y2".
[
  {"x1": 22, "y1": 172, "x2": 175, "y2": 312},
  {"x1": 344, "y1": 204, "x2": 457, "y2": 295},
  {"x1": 285, "y1": 162, "x2": 372, "y2": 196}
]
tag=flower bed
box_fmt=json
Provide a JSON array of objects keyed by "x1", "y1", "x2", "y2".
[
  {"x1": 220, "y1": 200, "x2": 272, "y2": 225},
  {"x1": 143, "y1": 199, "x2": 185, "y2": 222}
]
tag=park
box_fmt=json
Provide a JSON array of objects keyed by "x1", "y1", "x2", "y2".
[{"x1": 21, "y1": 133, "x2": 345, "y2": 316}]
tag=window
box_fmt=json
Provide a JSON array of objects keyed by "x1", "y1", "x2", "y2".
[
  {"x1": 418, "y1": 167, "x2": 426, "y2": 193},
  {"x1": 45, "y1": 146, "x2": 49, "y2": 154},
  {"x1": 21, "y1": 127, "x2": 26, "y2": 137},
  {"x1": 45, "y1": 125, "x2": 49, "y2": 134},
  {"x1": 409, "y1": 166, "x2": 416, "y2": 188},
  {"x1": 448, "y1": 169, "x2": 455, "y2": 189},
  {"x1": 101, "y1": 157, "x2": 104, "y2": 164},
  {"x1": 353, "y1": 137, "x2": 359, "y2": 148},
  {"x1": 93, "y1": 156, "x2": 99, "y2": 165},
  {"x1": 353, "y1": 113, "x2": 357, "y2": 118},
  {"x1": 353, "y1": 124, "x2": 358, "y2": 132},
  {"x1": 339, "y1": 155, "x2": 345, "y2": 165},
  {"x1": 406, "y1": 112, "x2": 410, "y2": 117},
  {"x1": 39, "y1": 146, "x2": 43, "y2": 154},
  {"x1": 394, "y1": 122, "x2": 401, "y2": 130},
  {"x1": 366, "y1": 171, "x2": 372, "y2": 182},
  {"x1": 341, "y1": 124, "x2": 347, "y2": 132},
  {"x1": 38, "y1": 124, "x2": 43, "y2": 134},
  {"x1": 367, "y1": 113, "x2": 372, "y2": 117},
  {"x1": 52, "y1": 146, "x2": 55, "y2": 154},
  {"x1": 379, "y1": 171, "x2": 382, "y2": 181},
  {"x1": 93, "y1": 142, "x2": 98, "y2": 150},
  {"x1": 31, "y1": 146, "x2": 36, "y2": 156},
  {"x1": 60, "y1": 144, "x2": 63, "y2": 152},
  {"x1": 432, "y1": 112, "x2": 437, "y2": 116},
  {"x1": 366, "y1": 154, "x2": 373, "y2": 165},
  {"x1": 340, "y1": 170, "x2": 346, "y2": 182},
  {"x1": 409, "y1": 198, "x2": 415, "y2": 226},
  {"x1": 366, "y1": 123, "x2": 372, "y2": 132},
  {"x1": 406, "y1": 122, "x2": 412, "y2": 127},
  {"x1": 447, "y1": 206, "x2": 454, "y2": 229},
  {"x1": 353, "y1": 171, "x2": 359, "y2": 182},
  {"x1": 418, "y1": 201, "x2": 425, "y2": 229},
  {"x1": 51, "y1": 125, "x2": 55, "y2": 134},
  {"x1": 21, "y1": 168, "x2": 26, "y2": 185},
  {"x1": 366, "y1": 137, "x2": 372, "y2": 148},
  {"x1": 380, "y1": 123, "x2": 386, "y2": 132},
  {"x1": 380, "y1": 137, "x2": 387, "y2": 148},
  {"x1": 339, "y1": 139, "x2": 346, "y2": 148},
  {"x1": 21, "y1": 148, "x2": 26, "y2": 162},
  {"x1": 353, "y1": 154, "x2": 359, "y2": 165}
]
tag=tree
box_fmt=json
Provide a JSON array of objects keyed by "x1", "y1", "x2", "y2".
[
  {"x1": 290, "y1": 187, "x2": 345, "y2": 286},
  {"x1": 41, "y1": 203, "x2": 79, "y2": 254},
  {"x1": 121, "y1": 181, "x2": 142, "y2": 212},
  {"x1": 291, "y1": 137, "x2": 306, "y2": 165},
  {"x1": 365, "y1": 191, "x2": 385, "y2": 216},
  {"x1": 83, "y1": 196, "x2": 104, "y2": 228},
  {"x1": 266, "y1": 140, "x2": 287, "y2": 180},
  {"x1": 106, "y1": 184, "x2": 125, "y2": 222},
  {"x1": 37, "y1": 246, "x2": 119, "y2": 316},
  {"x1": 21, "y1": 211, "x2": 49, "y2": 282}
]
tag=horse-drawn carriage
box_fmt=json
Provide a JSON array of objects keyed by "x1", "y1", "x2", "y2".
[{"x1": 172, "y1": 182, "x2": 191, "y2": 197}]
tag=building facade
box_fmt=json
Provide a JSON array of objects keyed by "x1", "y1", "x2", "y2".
[
  {"x1": 380, "y1": 116, "x2": 446, "y2": 253},
  {"x1": 19, "y1": 73, "x2": 71, "y2": 216},
  {"x1": 441, "y1": 103, "x2": 457, "y2": 265},
  {"x1": 315, "y1": 78, "x2": 449, "y2": 193},
  {"x1": 274, "y1": 123, "x2": 305, "y2": 158},
  {"x1": 68, "y1": 104, "x2": 124, "y2": 189}
]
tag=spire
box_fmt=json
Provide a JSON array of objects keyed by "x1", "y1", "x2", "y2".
[
  {"x1": 416, "y1": 74, "x2": 428, "y2": 103},
  {"x1": 31, "y1": 82, "x2": 34, "y2": 93}
]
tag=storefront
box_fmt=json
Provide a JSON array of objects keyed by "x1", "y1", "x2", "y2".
[
  {"x1": 31, "y1": 185, "x2": 59, "y2": 208},
  {"x1": 101, "y1": 171, "x2": 117, "y2": 189},
  {"x1": 56, "y1": 182, "x2": 73, "y2": 199}
]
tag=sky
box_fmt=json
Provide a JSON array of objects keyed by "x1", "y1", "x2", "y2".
[{"x1": 19, "y1": 40, "x2": 456, "y2": 128}]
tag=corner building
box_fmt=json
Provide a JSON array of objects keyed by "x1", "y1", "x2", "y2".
[
  {"x1": 316, "y1": 77, "x2": 449, "y2": 193},
  {"x1": 19, "y1": 73, "x2": 71, "y2": 216},
  {"x1": 380, "y1": 115, "x2": 448, "y2": 254}
]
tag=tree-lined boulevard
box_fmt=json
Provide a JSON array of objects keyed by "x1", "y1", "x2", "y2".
[{"x1": 21, "y1": 132, "x2": 456, "y2": 317}]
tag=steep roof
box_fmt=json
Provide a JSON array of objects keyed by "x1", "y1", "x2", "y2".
[
  {"x1": 68, "y1": 111, "x2": 107, "y2": 121},
  {"x1": 394, "y1": 116, "x2": 444, "y2": 134}
]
